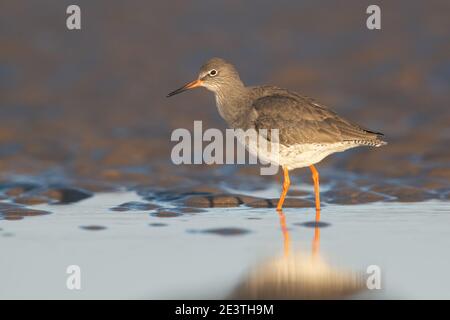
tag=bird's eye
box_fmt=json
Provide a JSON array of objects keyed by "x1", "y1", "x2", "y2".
[{"x1": 209, "y1": 69, "x2": 217, "y2": 76}]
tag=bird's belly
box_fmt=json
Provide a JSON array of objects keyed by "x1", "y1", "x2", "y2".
[
  {"x1": 278, "y1": 143, "x2": 355, "y2": 170},
  {"x1": 238, "y1": 135, "x2": 355, "y2": 170},
  {"x1": 237, "y1": 134, "x2": 283, "y2": 167}
]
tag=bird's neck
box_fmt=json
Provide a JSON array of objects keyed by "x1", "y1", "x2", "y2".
[{"x1": 214, "y1": 85, "x2": 252, "y2": 128}]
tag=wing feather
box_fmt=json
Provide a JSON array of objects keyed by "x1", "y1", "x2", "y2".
[{"x1": 251, "y1": 89, "x2": 384, "y2": 146}]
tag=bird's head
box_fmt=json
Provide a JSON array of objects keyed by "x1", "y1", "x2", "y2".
[{"x1": 167, "y1": 57, "x2": 243, "y2": 97}]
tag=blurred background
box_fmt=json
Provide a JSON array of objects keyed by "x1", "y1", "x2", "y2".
[{"x1": 0, "y1": 0, "x2": 449, "y2": 201}]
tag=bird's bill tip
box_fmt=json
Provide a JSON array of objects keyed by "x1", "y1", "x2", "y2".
[{"x1": 166, "y1": 79, "x2": 203, "y2": 97}]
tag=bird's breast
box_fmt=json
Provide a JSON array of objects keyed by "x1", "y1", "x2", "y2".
[
  {"x1": 214, "y1": 94, "x2": 229, "y2": 122},
  {"x1": 214, "y1": 94, "x2": 252, "y2": 129}
]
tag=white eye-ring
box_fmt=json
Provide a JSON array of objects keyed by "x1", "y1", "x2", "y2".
[{"x1": 209, "y1": 69, "x2": 217, "y2": 76}]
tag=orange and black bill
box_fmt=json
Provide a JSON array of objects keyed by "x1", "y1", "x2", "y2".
[{"x1": 166, "y1": 79, "x2": 203, "y2": 97}]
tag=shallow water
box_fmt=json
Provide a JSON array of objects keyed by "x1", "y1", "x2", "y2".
[{"x1": 0, "y1": 191, "x2": 448, "y2": 299}]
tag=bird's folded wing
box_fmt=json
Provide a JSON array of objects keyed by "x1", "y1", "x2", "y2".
[{"x1": 252, "y1": 94, "x2": 383, "y2": 146}]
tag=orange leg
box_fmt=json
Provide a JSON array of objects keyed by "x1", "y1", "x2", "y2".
[
  {"x1": 309, "y1": 165, "x2": 321, "y2": 221},
  {"x1": 277, "y1": 210, "x2": 290, "y2": 257},
  {"x1": 276, "y1": 166, "x2": 290, "y2": 211},
  {"x1": 312, "y1": 223, "x2": 320, "y2": 260}
]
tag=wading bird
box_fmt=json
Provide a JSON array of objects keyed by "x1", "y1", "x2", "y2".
[{"x1": 167, "y1": 58, "x2": 386, "y2": 217}]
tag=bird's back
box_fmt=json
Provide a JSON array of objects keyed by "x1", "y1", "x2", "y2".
[{"x1": 247, "y1": 86, "x2": 386, "y2": 147}]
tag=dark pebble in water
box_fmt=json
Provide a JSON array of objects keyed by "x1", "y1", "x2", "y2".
[
  {"x1": 1, "y1": 208, "x2": 51, "y2": 220},
  {"x1": 3, "y1": 216, "x2": 23, "y2": 221},
  {"x1": 2, "y1": 183, "x2": 39, "y2": 197},
  {"x1": 149, "y1": 223, "x2": 168, "y2": 227},
  {"x1": 183, "y1": 194, "x2": 241, "y2": 208},
  {"x1": 323, "y1": 187, "x2": 386, "y2": 205},
  {"x1": 5, "y1": 187, "x2": 27, "y2": 197},
  {"x1": 177, "y1": 207, "x2": 207, "y2": 214},
  {"x1": 295, "y1": 221, "x2": 331, "y2": 228},
  {"x1": 247, "y1": 198, "x2": 314, "y2": 208},
  {"x1": 190, "y1": 227, "x2": 251, "y2": 236},
  {"x1": 0, "y1": 202, "x2": 24, "y2": 210},
  {"x1": 183, "y1": 194, "x2": 259, "y2": 208},
  {"x1": 151, "y1": 210, "x2": 182, "y2": 218},
  {"x1": 14, "y1": 196, "x2": 50, "y2": 205},
  {"x1": 45, "y1": 188, "x2": 92, "y2": 204},
  {"x1": 79, "y1": 225, "x2": 107, "y2": 231},
  {"x1": 111, "y1": 201, "x2": 159, "y2": 212}
]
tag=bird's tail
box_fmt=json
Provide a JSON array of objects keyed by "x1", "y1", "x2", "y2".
[
  {"x1": 357, "y1": 139, "x2": 387, "y2": 147},
  {"x1": 343, "y1": 137, "x2": 387, "y2": 147},
  {"x1": 372, "y1": 139, "x2": 387, "y2": 147},
  {"x1": 363, "y1": 130, "x2": 387, "y2": 147}
]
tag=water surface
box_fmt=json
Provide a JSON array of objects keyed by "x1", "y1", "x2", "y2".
[{"x1": 0, "y1": 191, "x2": 448, "y2": 299}]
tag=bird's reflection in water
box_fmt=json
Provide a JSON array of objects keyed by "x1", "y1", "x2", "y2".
[{"x1": 230, "y1": 211, "x2": 365, "y2": 299}]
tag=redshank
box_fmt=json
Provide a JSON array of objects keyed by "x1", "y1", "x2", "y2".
[{"x1": 167, "y1": 58, "x2": 386, "y2": 215}]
